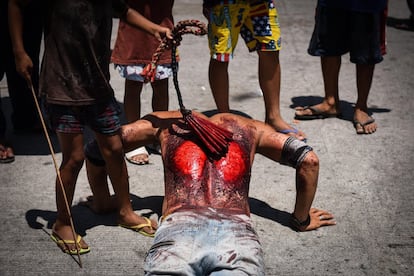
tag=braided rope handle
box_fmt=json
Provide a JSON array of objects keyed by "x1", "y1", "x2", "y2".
[{"x1": 141, "y1": 20, "x2": 207, "y2": 83}]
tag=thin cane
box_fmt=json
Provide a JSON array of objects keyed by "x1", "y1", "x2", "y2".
[{"x1": 29, "y1": 83, "x2": 83, "y2": 267}]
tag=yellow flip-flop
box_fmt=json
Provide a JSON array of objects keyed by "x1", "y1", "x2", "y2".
[
  {"x1": 119, "y1": 217, "x2": 156, "y2": 237},
  {"x1": 50, "y1": 233, "x2": 90, "y2": 255}
]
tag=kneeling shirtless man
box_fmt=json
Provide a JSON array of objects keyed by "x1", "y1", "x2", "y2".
[{"x1": 84, "y1": 110, "x2": 336, "y2": 275}]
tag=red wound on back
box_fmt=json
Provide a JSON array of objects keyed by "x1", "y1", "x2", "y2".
[
  {"x1": 173, "y1": 141, "x2": 207, "y2": 179},
  {"x1": 214, "y1": 142, "x2": 246, "y2": 183},
  {"x1": 173, "y1": 141, "x2": 247, "y2": 183}
]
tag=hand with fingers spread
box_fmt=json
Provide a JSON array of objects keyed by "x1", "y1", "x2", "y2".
[{"x1": 292, "y1": 208, "x2": 336, "y2": 232}]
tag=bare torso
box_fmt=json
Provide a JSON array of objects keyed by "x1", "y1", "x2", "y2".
[{"x1": 158, "y1": 114, "x2": 257, "y2": 217}]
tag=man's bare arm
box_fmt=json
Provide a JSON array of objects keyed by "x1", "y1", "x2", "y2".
[
  {"x1": 8, "y1": 0, "x2": 32, "y2": 84},
  {"x1": 256, "y1": 123, "x2": 335, "y2": 231},
  {"x1": 121, "y1": 119, "x2": 158, "y2": 153},
  {"x1": 124, "y1": 8, "x2": 173, "y2": 42}
]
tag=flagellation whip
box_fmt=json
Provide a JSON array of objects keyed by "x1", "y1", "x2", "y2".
[
  {"x1": 141, "y1": 20, "x2": 233, "y2": 157},
  {"x1": 29, "y1": 83, "x2": 83, "y2": 267}
]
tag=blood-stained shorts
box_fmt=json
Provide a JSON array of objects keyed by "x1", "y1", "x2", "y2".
[
  {"x1": 144, "y1": 209, "x2": 265, "y2": 275},
  {"x1": 206, "y1": 0, "x2": 281, "y2": 62}
]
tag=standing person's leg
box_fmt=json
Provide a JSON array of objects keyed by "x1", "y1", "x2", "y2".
[
  {"x1": 94, "y1": 132, "x2": 156, "y2": 236},
  {"x1": 6, "y1": 0, "x2": 43, "y2": 133},
  {"x1": 0, "y1": 97, "x2": 6, "y2": 142},
  {"x1": 151, "y1": 78, "x2": 169, "y2": 112},
  {"x1": 241, "y1": 0, "x2": 305, "y2": 139},
  {"x1": 123, "y1": 78, "x2": 149, "y2": 164},
  {"x1": 80, "y1": 139, "x2": 118, "y2": 213},
  {"x1": 258, "y1": 51, "x2": 305, "y2": 140},
  {"x1": 206, "y1": 2, "x2": 242, "y2": 113},
  {"x1": 83, "y1": 158, "x2": 117, "y2": 213},
  {"x1": 150, "y1": 78, "x2": 169, "y2": 153},
  {"x1": 349, "y1": 10, "x2": 382, "y2": 134},
  {"x1": 295, "y1": 4, "x2": 345, "y2": 120},
  {"x1": 209, "y1": 59, "x2": 230, "y2": 112},
  {"x1": 353, "y1": 63, "x2": 377, "y2": 134},
  {"x1": 52, "y1": 131, "x2": 90, "y2": 254},
  {"x1": 0, "y1": 97, "x2": 14, "y2": 163},
  {"x1": 90, "y1": 98, "x2": 156, "y2": 236},
  {"x1": 294, "y1": 56, "x2": 342, "y2": 118},
  {"x1": 0, "y1": 5, "x2": 14, "y2": 163},
  {"x1": 5, "y1": 66, "x2": 40, "y2": 132},
  {"x1": 0, "y1": 69, "x2": 14, "y2": 163},
  {"x1": 320, "y1": 56, "x2": 342, "y2": 113},
  {"x1": 124, "y1": 79, "x2": 144, "y2": 123}
]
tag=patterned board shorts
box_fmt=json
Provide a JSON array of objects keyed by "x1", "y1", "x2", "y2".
[
  {"x1": 206, "y1": 0, "x2": 281, "y2": 61},
  {"x1": 115, "y1": 64, "x2": 173, "y2": 82},
  {"x1": 48, "y1": 98, "x2": 121, "y2": 135}
]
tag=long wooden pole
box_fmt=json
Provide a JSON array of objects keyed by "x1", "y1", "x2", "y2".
[{"x1": 29, "y1": 84, "x2": 82, "y2": 267}]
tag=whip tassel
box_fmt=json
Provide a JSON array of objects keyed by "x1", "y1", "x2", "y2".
[{"x1": 141, "y1": 20, "x2": 233, "y2": 157}]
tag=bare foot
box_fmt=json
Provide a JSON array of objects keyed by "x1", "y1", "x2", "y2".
[
  {"x1": 78, "y1": 195, "x2": 118, "y2": 214},
  {"x1": 353, "y1": 109, "x2": 377, "y2": 134},
  {"x1": 51, "y1": 223, "x2": 90, "y2": 254}
]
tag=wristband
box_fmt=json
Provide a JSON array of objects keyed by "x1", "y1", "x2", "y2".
[{"x1": 291, "y1": 214, "x2": 311, "y2": 230}]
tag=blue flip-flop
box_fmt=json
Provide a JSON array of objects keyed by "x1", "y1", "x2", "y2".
[{"x1": 278, "y1": 129, "x2": 298, "y2": 135}]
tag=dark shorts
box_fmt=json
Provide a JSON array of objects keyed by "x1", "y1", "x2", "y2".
[
  {"x1": 308, "y1": 6, "x2": 384, "y2": 64},
  {"x1": 48, "y1": 98, "x2": 121, "y2": 135}
]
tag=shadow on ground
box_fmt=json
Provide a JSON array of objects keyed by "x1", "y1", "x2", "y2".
[
  {"x1": 249, "y1": 197, "x2": 294, "y2": 230},
  {"x1": 25, "y1": 194, "x2": 294, "y2": 235},
  {"x1": 25, "y1": 194, "x2": 163, "y2": 236}
]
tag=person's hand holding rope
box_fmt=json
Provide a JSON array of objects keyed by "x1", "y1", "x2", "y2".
[{"x1": 141, "y1": 20, "x2": 207, "y2": 83}]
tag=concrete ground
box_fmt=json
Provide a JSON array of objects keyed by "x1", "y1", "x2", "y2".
[{"x1": 0, "y1": 0, "x2": 413, "y2": 275}]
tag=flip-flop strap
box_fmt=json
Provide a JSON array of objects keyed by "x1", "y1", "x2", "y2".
[
  {"x1": 120, "y1": 217, "x2": 153, "y2": 230},
  {"x1": 52, "y1": 234, "x2": 81, "y2": 245},
  {"x1": 354, "y1": 118, "x2": 375, "y2": 127},
  {"x1": 278, "y1": 128, "x2": 298, "y2": 134},
  {"x1": 306, "y1": 106, "x2": 322, "y2": 115},
  {"x1": 360, "y1": 118, "x2": 375, "y2": 126}
]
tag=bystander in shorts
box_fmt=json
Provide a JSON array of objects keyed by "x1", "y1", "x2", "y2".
[
  {"x1": 308, "y1": 6, "x2": 384, "y2": 64},
  {"x1": 207, "y1": 0, "x2": 281, "y2": 62}
]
